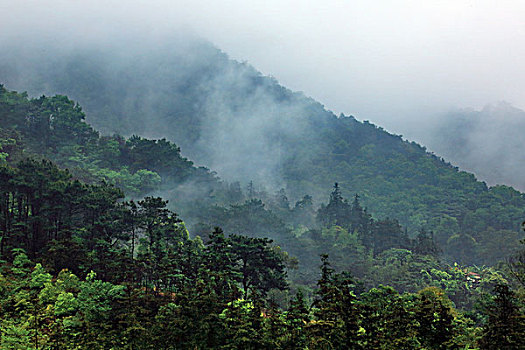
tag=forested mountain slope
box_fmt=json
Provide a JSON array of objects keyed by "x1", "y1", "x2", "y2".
[
  {"x1": 1, "y1": 79, "x2": 524, "y2": 349},
  {"x1": 1, "y1": 40, "x2": 524, "y2": 264},
  {"x1": 0, "y1": 84, "x2": 222, "y2": 200},
  {"x1": 1, "y1": 156, "x2": 520, "y2": 349}
]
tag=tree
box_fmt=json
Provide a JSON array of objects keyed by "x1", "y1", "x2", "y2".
[
  {"x1": 204, "y1": 227, "x2": 241, "y2": 302},
  {"x1": 311, "y1": 254, "x2": 363, "y2": 349},
  {"x1": 413, "y1": 228, "x2": 440, "y2": 256},
  {"x1": 415, "y1": 287, "x2": 457, "y2": 350},
  {"x1": 360, "y1": 286, "x2": 419, "y2": 349},
  {"x1": 284, "y1": 290, "x2": 311, "y2": 349},
  {"x1": 228, "y1": 234, "x2": 287, "y2": 298},
  {"x1": 479, "y1": 284, "x2": 525, "y2": 349},
  {"x1": 508, "y1": 239, "x2": 525, "y2": 288},
  {"x1": 317, "y1": 183, "x2": 351, "y2": 228},
  {"x1": 372, "y1": 218, "x2": 409, "y2": 256},
  {"x1": 291, "y1": 194, "x2": 316, "y2": 228}
]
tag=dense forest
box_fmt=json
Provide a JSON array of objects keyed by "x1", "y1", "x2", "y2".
[
  {"x1": 1, "y1": 78, "x2": 524, "y2": 348},
  {"x1": 2, "y1": 41, "x2": 525, "y2": 266}
]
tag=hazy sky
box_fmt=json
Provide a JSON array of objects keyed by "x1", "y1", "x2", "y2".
[{"x1": 2, "y1": 0, "x2": 525, "y2": 135}]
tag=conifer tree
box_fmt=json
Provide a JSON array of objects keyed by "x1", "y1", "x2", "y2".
[{"x1": 479, "y1": 284, "x2": 525, "y2": 350}]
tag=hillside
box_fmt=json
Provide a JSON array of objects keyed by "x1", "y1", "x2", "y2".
[
  {"x1": 1, "y1": 40, "x2": 524, "y2": 266},
  {"x1": 1, "y1": 64, "x2": 524, "y2": 350},
  {"x1": 0, "y1": 84, "x2": 222, "y2": 201},
  {"x1": 0, "y1": 153, "x2": 518, "y2": 348}
]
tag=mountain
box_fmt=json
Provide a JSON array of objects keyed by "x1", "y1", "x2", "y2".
[
  {"x1": 1, "y1": 38, "x2": 524, "y2": 264},
  {"x1": 0, "y1": 84, "x2": 222, "y2": 203},
  {"x1": 1, "y1": 84, "x2": 522, "y2": 349},
  {"x1": 420, "y1": 102, "x2": 525, "y2": 192}
]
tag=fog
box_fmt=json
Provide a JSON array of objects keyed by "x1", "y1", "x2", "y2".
[
  {"x1": 2, "y1": 0, "x2": 525, "y2": 189},
  {"x1": 420, "y1": 102, "x2": 525, "y2": 191},
  {"x1": 3, "y1": 1, "x2": 525, "y2": 130},
  {"x1": 0, "y1": 34, "x2": 326, "y2": 190}
]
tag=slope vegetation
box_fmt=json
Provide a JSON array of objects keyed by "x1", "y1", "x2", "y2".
[{"x1": 1, "y1": 41, "x2": 524, "y2": 265}]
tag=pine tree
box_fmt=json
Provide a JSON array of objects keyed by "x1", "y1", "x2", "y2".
[
  {"x1": 312, "y1": 254, "x2": 363, "y2": 349},
  {"x1": 479, "y1": 284, "x2": 525, "y2": 349}
]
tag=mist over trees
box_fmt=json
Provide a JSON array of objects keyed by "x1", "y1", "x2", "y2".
[
  {"x1": 416, "y1": 102, "x2": 525, "y2": 192},
  {"x1": 2, "y1": 39, "x2": 525, "y2": 239}
]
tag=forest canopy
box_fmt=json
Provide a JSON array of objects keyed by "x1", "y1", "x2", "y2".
[{"x1": 0, "y1": 79, "x2": 523, "y2": 348}]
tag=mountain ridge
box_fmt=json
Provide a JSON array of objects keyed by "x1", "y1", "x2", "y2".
[{"x1": 1, "y1": 39, "x2": 524, "y2": 265}]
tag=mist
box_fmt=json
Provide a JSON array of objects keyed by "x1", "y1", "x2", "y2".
[
  {"x1": 2, "y1": 0, "x2": 525, "y2": 190},
  {"x1": 3, "y1": 1, "x2": 525, "y2": 128},
  {"x1": 417, "y1": 102, "x2": 525, "y2": 191},
  {"x1": 0, "y1": 35, "x2": 327, "y2": 191}
]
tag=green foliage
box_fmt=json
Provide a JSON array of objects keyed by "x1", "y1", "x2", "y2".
[
  {"x1": 360, "y1": 286, "x2": 420, "y2": 349},
  {"x1": 0, "y1": 85, "x2": 217, "y2": 200},
  {"x1": 0, "y1": 72, "x2": 523, "y2": 348},
  {"x1": 0, "y1": 259, "x2": 125, "y2": 349},
  {"x1": 311, "y1": 254, "x2": 364, "y2": 349},
  {"x1": 0, "y1": 137, "x2": 16, "y2": 164},
  {"x1": 479, "y1": 284, "x2": 525, "y2": 349},
  {"x1": 3, "y1": 54, "x2": 525, "y2": 267},
  {"x1": 414, "y1": 287, "x2": 458, "y2": 349},
  {"x1": 421, "y1": 263, "x2": 508, "y2": 311},
  {"x1": 0, "y1": 221, "x2": 495, "y2": 349}
]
